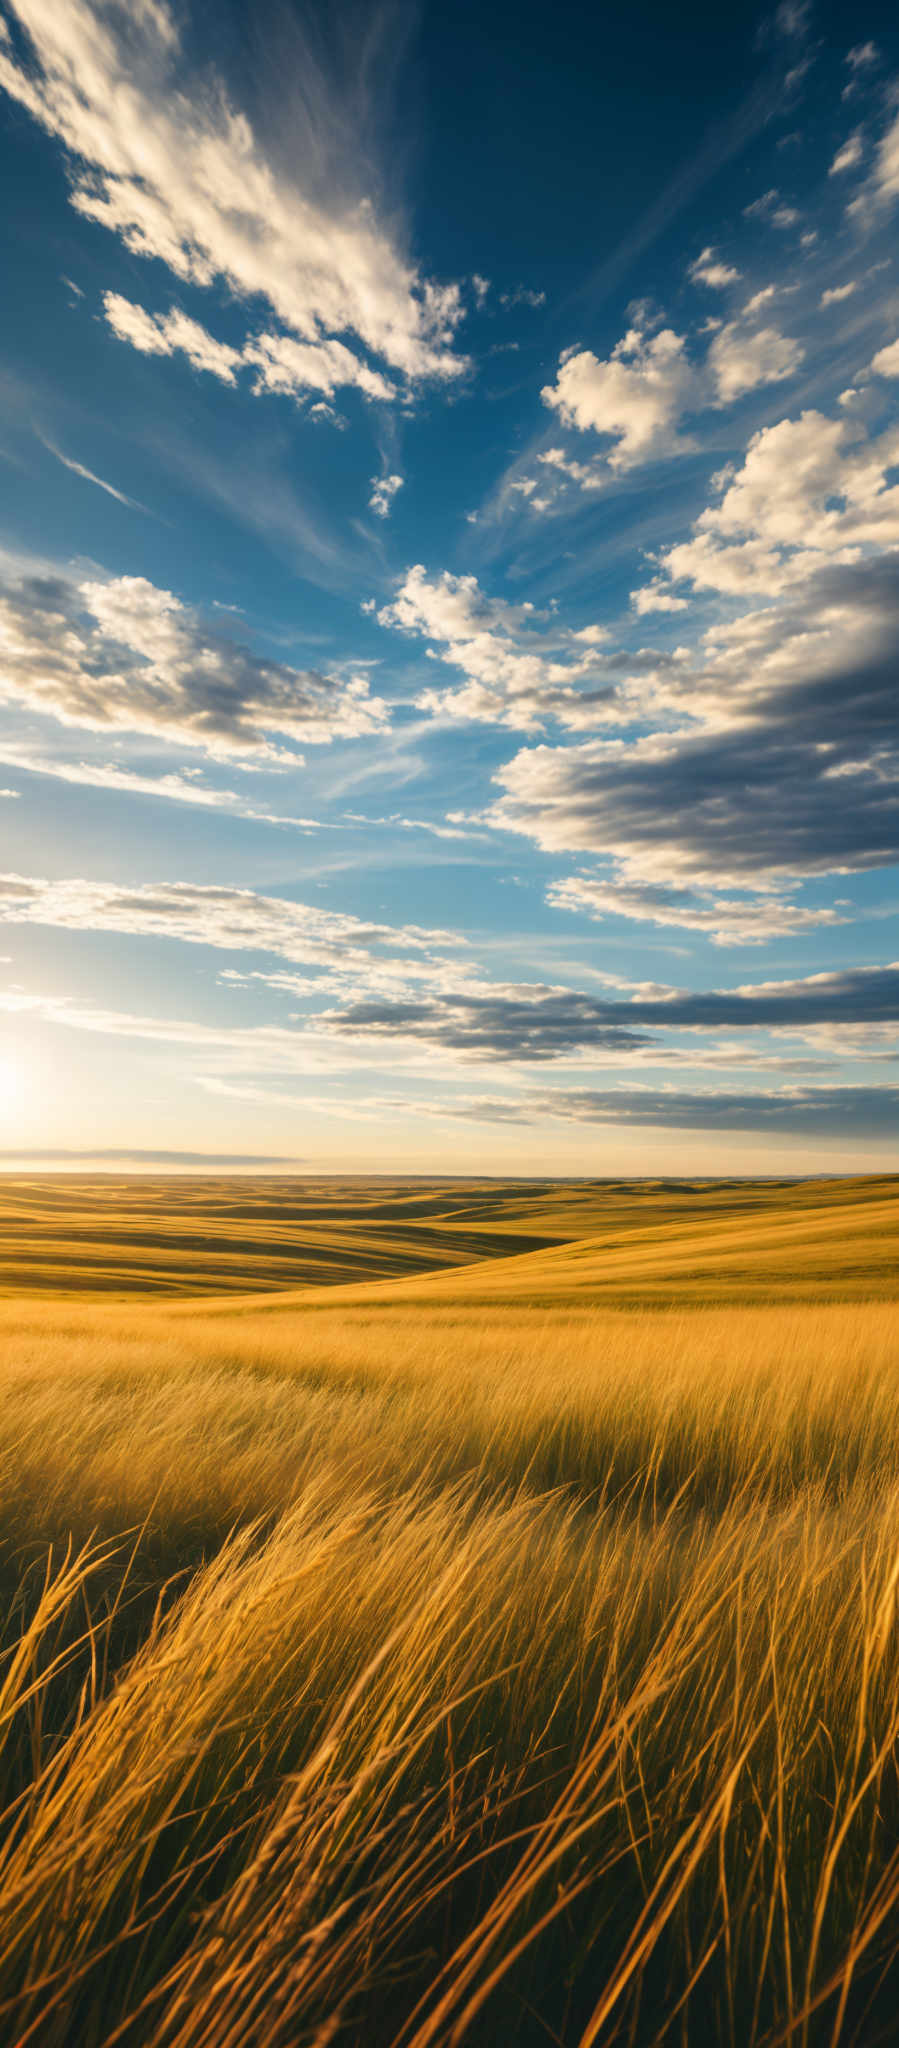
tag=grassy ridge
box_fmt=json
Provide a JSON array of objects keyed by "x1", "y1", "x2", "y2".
[{"x1": 1, "y1": 1177, "x2": 898, "y2": 2044}]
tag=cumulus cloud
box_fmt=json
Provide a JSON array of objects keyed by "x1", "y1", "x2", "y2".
[
  {"x1": 538, "y1": 308, "x2": 803, "y2": 481},
  {"x1": 0, "y1": 0, "x2": 465, "y2": 403},
  {"x1": 706, "y1": 320, "x2": 803, "y2": 402},
  {"x1": 542, "y1": 328, "x2": 697, "y2": 470},
  {"x1": 689, "y1": 247, "x2": 742, "y2": 289},
  {"x1": 653, "y1": 408, "x2": 899, "y2": 599},
  {"x1": 820, "y1": 282, "x2": 858, "y2": 306},
  {"x1": 488, "y1": 553, "x2": 899, "y2": 887},
  {"x1": 631, "y1": 584, "x2": 689, "y2": 615},
  {"x1": 369, "y1": 473, "x2": 404, "y2": 519},
  {"x1": 491, "y1": 392, "x2": 899, "y2": 893},
  {"x1": 0, "y1": 565, "x2": 388, "y2": 759},
  {"x1": 377, "y1": 565, "x2": 616, "y2": 729},
  {"x1": 547, "y1": 873, "x2": 846, "y2": 946},
  {"x1": 870, "y1": 338, "x2": 899, "y2": 377}
]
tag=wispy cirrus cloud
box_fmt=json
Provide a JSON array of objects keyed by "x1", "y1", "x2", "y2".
[
  {"x1": 38, "y1": 433, "x2": 146, "y2": 510},
  {"x1": 0, "y1": 873, "x2": 465, "y2": 986},
  {"x1": 546, "y1": 874, "x2": 848, "y2": 947},
  {"x1": 0, "y1": 0, "x2": 466, "y2": 408},
  {"x1": 0, "y1": 745, "x2": 324, "y2": 826}
]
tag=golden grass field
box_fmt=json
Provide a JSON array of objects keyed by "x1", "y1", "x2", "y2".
[{"x1": 1, "y1": 1173, "x2": 899, "y2": 2046}]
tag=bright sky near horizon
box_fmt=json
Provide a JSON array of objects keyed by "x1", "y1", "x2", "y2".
[{"x1": 0, "y1": 0, "x2": 897, "y2": 1172}]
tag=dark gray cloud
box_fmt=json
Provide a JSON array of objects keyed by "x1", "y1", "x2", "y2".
[
  {"x1": 326, "y1": 990, "x2": 649, "y2": 1060},
  {"x1": 491, "y1": 556, "x2": 899, "y2": 886},
  {"x1": 327, "y1": 963, "x2": 899, "y2": 1061},
  {"x1": 444, "y1": 1085, "x2": 899, "y2": 1135}
]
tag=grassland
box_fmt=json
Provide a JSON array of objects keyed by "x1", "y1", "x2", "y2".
[{"x1": 1, "y1": 1174, "x2": 898, "y2": 2046}]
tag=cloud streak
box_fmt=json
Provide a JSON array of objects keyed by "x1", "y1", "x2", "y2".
[
  {"x1": 321, "y1": 962, "x2": 899, "y2": 1061},
  {"x1": 438, "y1": 1083, "x2": 899, "y2": 1136}
]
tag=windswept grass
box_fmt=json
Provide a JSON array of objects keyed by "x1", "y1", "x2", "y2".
[{"x1": 0, "y1": 1177, "x2": 898, "y2": 2044}]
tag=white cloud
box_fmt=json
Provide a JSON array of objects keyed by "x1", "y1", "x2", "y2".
[
  {"x1": 829, "y1": 131, "x2": 864, "y2": 176},
  {"x1": 848, "y1": 106, "x2": 899, "y2": 216},
  {"x1": 536, "y1": 447, "x2": 604, "y2": 489},
  {"x1": 652, "y1": 408, "x2": 899, "y2": 600},
  {"x1": 743, "y1": 286, "x2": 779, "y2": 316},
  {"x1": 0, "y1": 564, "x2": 388, "y2": 759},
  {"x1": 39, "y1": 433, "x2": 144, "y2": 509},
  {"x1": 870, "y1": 337, "x2": 899, "y2": 377},
  {"x1": 542, "y1": 328, "x2": 696, "y2": 470},
  {"x1": 547, "y1": 873, "x2": 846, "y2": 946},
  {"x1": 369, "y1": 474, "x2": 404, "y2": 519},
  {"x1": 102, "y1": 293, "x2": 243, "y2": 383},
  {"x1": 631, "y1": 583, "x2": 689, "y2": 615},
  {"x1": 487, "y1": 552, "x2": 899, "y2": 890},
  {"x1": 0, "y1": 873, "x2": 466, "y2": 989},
  {"x1": 706, "y1": 321, "x2": 804, "y2": 402},
  {"x1": 103, "y1": 292, "x2": 398, "y2": 406},
  {"x1": 0, "y1": 0, "x2": 465, "y2": 402},
  {"x1": 538, "y1": 309, "x2": 804, "y2": 484},
  {"x1": 377, "y1": 565, "x2": 615, "y2": 729},
  {"x1": 689, "y1": 246, "x2": 741, "y2": 289},
  {"x1": 243, "y1": 332, "x2": 395, "y2": 404},
  {"x1": 0, "y1": 746, "x2": 324, "y2": 825},
  {"x1": 820, "y1": 281, "x2": 858, "y2": 306}
]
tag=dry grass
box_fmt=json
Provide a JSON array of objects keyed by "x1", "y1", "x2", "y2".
[{"x1": 0, "y1": 1176, "x2": 898, "y2": 2044}]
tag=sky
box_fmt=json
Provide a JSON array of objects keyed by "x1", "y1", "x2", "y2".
[{"x1": 0, "y1": 0, "x2": 897, "y2": 1173}]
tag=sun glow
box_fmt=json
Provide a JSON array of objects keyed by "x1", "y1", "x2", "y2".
[{"x1": 0, "y1": 1055, "x2": 21, "y2": 1114}]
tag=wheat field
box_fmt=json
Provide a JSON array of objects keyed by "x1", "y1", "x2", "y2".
[{"x1": 1, "y1": 1174, "x2": 898, "y2": 2046}]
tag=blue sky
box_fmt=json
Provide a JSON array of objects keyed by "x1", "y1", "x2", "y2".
[{"x1": 0, "y1": 0, "x2": 897, "y2": 1171}]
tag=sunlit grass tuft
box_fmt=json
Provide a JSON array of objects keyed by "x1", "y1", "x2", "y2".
[{"x1": 0, "y1": 1179, "x2": 898, "y2": 2043}]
